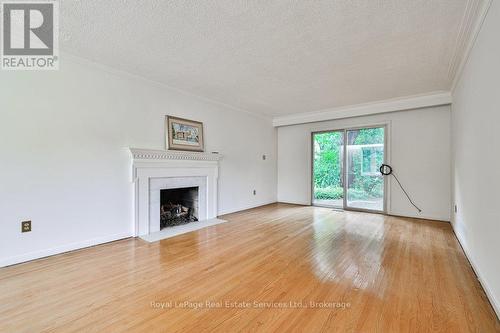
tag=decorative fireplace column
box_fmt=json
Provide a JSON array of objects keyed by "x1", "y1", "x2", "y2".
[{"x1": 129, "y1": 148, "x2": 223, "y2": 237}]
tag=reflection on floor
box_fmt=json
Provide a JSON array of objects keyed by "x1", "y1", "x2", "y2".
[
  {"x1": 140, "y1": 218, "x2": 227, "y2": 243},
  {"x1": 0, "y1": 203, "x2": 498, "y2": 332},
  {"x1": 313, "y1": 198, "x2": 384, "y2": 211}
]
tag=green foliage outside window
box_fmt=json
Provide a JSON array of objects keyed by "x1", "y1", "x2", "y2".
[
  {"x1": 313, "y1": 131, "x2": 343, "y2": 189},
  {"x1": 313, "y1": 128, "x2": 384, "y2": 201}
]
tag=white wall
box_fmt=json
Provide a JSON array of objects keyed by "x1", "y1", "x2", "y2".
[
  {"x1": 0, "y1": 55, "x2": 277, "y2": 267},
  {"x1": 451, "y1": 0, "x2": 500, "y2": 316},
  {"x1": 277, "y1": 106, "x2": 451, "y2": 221}
]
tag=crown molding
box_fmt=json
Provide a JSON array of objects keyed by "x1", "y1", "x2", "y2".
[
  {"x1": 129, "y1": 148, "x2": 223, "y2": 161},
  {"x1": 60, "y1": 51, "x2": 272, "y2": 122},
  {"x1": 272, "y1": 91, "x2": 452, "y2": 127},
  {"x1": 450, "y1": 0, "x2": 493, "y2": 92}
]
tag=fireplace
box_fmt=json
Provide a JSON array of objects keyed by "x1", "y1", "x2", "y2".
[
  {"x1": 160, "y1": 187, "x2": 199, "y2": 229},
  {"x1": 130, "y1": 148, "x2": 221, "y2": 236}
]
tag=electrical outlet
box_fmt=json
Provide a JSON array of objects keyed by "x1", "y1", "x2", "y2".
[
  {"x1": 454, "y1": 205, "x2": 457, "y2": 213},
  {"x1": 262, "y1": 154, "x2": 266, "y2": 160},
  {"x1": 21, "y1": 220, "x2": 31, "y2": 233},
  {"x1": 253, "y1": 190, "x2": 256, "y2": 195}
]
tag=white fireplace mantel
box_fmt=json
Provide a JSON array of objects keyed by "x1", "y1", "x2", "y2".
[
  {"x1": 129, "y1": 148, "x2": 222, "y2": 237},
  {"x1": 130, "y1": 148, "x2": 223, "y2": 162}
]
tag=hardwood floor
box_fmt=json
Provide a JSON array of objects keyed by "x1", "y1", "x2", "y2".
[{"x1": 0, "y1": 203, "x2": 498, "y2": 332}]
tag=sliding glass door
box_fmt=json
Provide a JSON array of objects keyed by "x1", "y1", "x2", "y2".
[
  {"x1": 312, "y1": 131, "x2": 344, "y2": 208},
  {"x1": 345, "y1": 127, "x2": 385, "y2": 212},
  {"x1": 312, "y1": 126, "x2": 385, "y2": 212}
]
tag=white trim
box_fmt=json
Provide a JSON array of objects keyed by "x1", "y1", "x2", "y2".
[
  {"x1": 450, "y1": 0, "x2": 493, "y2": 92},
  {"x1": 452, "y1": 224, "x2": 500, "y2": 319},
  {"x1": 60, "y1": 51, "x2": 273, "y2": 121},
  {"x1": 218, "y1": 200, "x2": 277, "y2": 216},
  {"x1": 448, "y1": 0, "x2": 482, "y2": 83},
  {"x1": 0, "y1": 232, "x2": 132, "y2": 268},
  {"x1": 276, "y1": 200, "x2": 309, "y2": 206},
  {"x1": 129, "y1": 148, "x2": 222, "y2": 162},
  {"x1": 388, "y1": 211, "x2": 450, "y2": 222},
  {"x1": 130, "y1": 148, "x2": 221, "y2": 236},
  {"x1": 272, "y1": 92, "x2": 451, "y2": 127}
]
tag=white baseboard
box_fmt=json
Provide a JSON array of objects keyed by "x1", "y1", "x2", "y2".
[
  {"x1": 277, "y1": 199, "x2": 310, "y2": 206},
  {"x1": 0, "y1": 232, "x2": 132, "y2": 268},
  {"x1": 452, "y1": 223, "x2": 500, "y2": 319},
  {"x1": 387, "y1": 210, "x2": 450, "y2": 222},
  {"x1": 218, "y1": 200, "x2": 277, "y2": 216},
  {"x1": 1, "y1": 200, "x2": 278, "y2": 268},
  {"x1": 277, "y1": 202, "x2": 451, "y2": 222}
]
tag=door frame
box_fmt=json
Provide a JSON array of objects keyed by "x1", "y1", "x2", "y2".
[{"x1": 311, "y1": 123, "x2": 389, "y2": 214}]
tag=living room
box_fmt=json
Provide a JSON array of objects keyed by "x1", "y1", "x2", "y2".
[{"x1": 0, "y1": 1, "x2": 499, "y2": 331}]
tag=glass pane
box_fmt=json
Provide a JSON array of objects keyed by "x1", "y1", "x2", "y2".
[
  {"x1": 312, "y1": 131, "x2": 344, "y2": 207},
  {"x1": 346, "y1": 127, "x2": 384, "y2": 211}
]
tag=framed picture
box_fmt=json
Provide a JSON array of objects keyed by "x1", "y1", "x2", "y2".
[{"x1": 165, "y1": 116, "x2": 204, "y2": 152}]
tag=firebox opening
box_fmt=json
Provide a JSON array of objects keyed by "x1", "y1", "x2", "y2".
[{"x1": 160, "y1": 187, "x2": 199, "y2": 229}]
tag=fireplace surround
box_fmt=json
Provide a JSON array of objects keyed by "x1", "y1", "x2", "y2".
[{"x1": 130, "y1": 148, "x2": 222, "y2": 236}]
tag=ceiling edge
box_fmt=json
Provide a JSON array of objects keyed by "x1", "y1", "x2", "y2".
[
  {"x1": 60, "y1": 51, "x2": 274, "y2": 122},
  {"x1": 272, "y1": 91, "x2": 452, "y2": 127},
  {"x1": 450, "y1": 0, "x2": 493, "y2": 92}
]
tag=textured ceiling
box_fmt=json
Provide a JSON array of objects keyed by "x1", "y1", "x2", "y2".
[{"x1": 60, "y1": 1, "x2": 473, "y2": 116}]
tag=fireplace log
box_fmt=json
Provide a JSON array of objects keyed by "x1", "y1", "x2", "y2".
[{"x1": 160, "y1": 203, "x2": 197, "y2": 229}]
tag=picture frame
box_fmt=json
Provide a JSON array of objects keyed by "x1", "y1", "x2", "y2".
[{"x1": 165, "y1": 116, "x2": 204, "y2": 152}]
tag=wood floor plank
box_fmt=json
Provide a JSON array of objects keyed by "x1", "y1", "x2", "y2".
[{"x1": 0, "y1": 203, "x2": 498, "y2": 332}]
